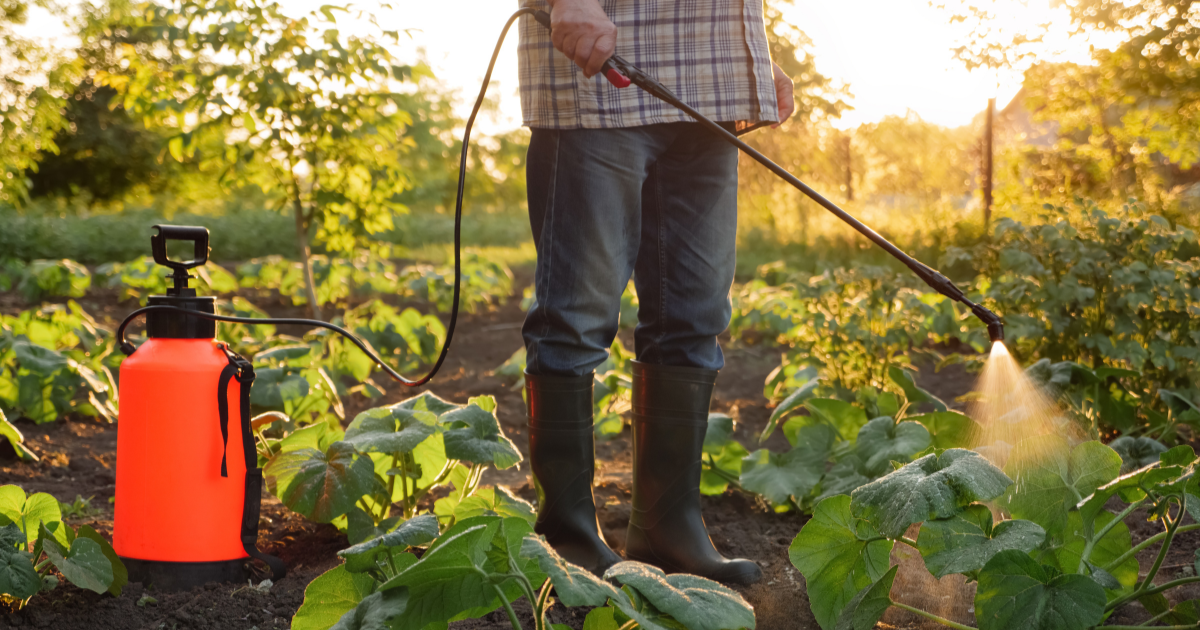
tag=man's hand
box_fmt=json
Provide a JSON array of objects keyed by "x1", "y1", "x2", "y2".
[
  {"x1": 548, "y1": 0, "x2": 617, "y2": 78},
  {"x1": 772, "y1": 62, "x2": 795, "y2": 128}
]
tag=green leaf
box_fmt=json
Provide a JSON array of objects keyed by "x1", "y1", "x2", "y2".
[
  {"x1": 13, "y1": 339, "x2": 68, "y2": 375},
  {"x1": 292, "y1": 565, "x2": 378, "y2": 630},
  {"x1": 0, "y1": 411, "x2": 37, "y2": 462},
  {"x1": 854, "y1": 418, "x2": 931, "y2": 477},
  {"x1": 804, "y1": 399, "x2": 869, "y2": 442},
  {"x1": 339, "y1": 514, "x2": 440, "y2": 574},
  {"x1": 453, "y1": 487, "x2": 535, "y2": 524},
  {"x1": 1051, "y1": 511, "x2": 1137, "y2": 591},
  {"x1": 40, "y1": 524, "x2": 112, "y2": 594},
  {"x1": 918, "y1": 505, "x2": 1045, "y2": 578},
  {"x1": 1108, "y1": 436, "x2": 1168, "y2": 473},
  {"x1": 521, "y1": 536, "x2": 622, "y2": 607},
  {"x1": 974, "y1": 549, "x2": 1105, "y2": 630},
  {"x1": 582, "y1": 607, "x2": 622, "y2": 630},
  {"x1": 377, "y1": 518, "x2": 511, "y2": 630},
  {"x1": 887, "y1": 366, "x2": 948, "y2": 412},
  {"x1": 834, "y1": 565, "x2": 897, "y2": 630},
  {"x1": 762, "y1": 379, "x2": 820, "y2": 443},
  {"x1": 75, "y1": 525, "x2": 127, "y2": 596},
  {"x1": 265, "y1": 442, "x2": 377, "y2": 522},
  {"x1": 344, "y1": 406, "x2": 437, "y2": 455},
  {"x1": 704, "y1": 413, "x2": 736, "y2": 454},
  {"x1": 1077, "y1": 464, "x2": 1180, "y2": 525},
  {"x1": 168, "y1": 136, "x2": 184, "y2": 162},
  {"x1": 1159, "y1": 389, "x2": 1200, "y2": 418},
  {"x1": 1001, "y1": 438, "x2": 1121, "y2": 536},
  {"x1": 851, "y1": 449, "x2": 1011, "y2": 539},
  {"x1": 604, "y1": 562, "x2": 756, "y2": 630},
  {"x1": 251, "y1": 368, "x2": 310, "y2": 408},
  {"x1": 330, "y1": 589, "x2": 409, "y2": 630},
  {"x1": 741, "y1": 424, "x2": 834, "y2": 503},
  {"x1": 790, "y1": 495, "x2": 894, "y2": 630},
  {"x1": 440, "y1": 404, "x2": 521, "y2": 469},
  {"x1": 394, "y1": 392, "x2": 461, "y2": 416},
  {"x1": 0, "y1": 546, "x2": 38, "y2": 599},
  {"x1": 910, "y1": 411, "x2": 979, "y2": 450},
  {"x1": 0, "y1": 486, "x2": 65, "y2": 546}
]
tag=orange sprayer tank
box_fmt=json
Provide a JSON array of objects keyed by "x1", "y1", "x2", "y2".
[{"x1": 114, "y1": 225, "x2": 283, "y2": 590}]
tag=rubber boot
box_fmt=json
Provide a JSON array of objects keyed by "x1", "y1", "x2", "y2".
[
  {"x1": 625, "y1": 361, "x2": 763, "y2": 585},
  {"x1": 525, "y1": 371, "x2": 623, "y2": 576}
]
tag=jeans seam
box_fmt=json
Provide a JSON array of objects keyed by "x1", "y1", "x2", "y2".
[
  {"x1": 655, "y1": 163, "x2": 667, "y2": 360},
  {"x1": 533, "y1": 130, "x2": 561, "y2": 375}
]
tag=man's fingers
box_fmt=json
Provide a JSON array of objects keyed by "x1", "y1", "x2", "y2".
[
  {"x1": 583, "y1": 31, "x2": 615, "y2": 78},
  {"x1": 574, "y1": 37, "x2": 597, "y2": 77},
  {"x1": 778, "y1": 86, "x2": 796, "y2": 124},
  {"x1": 559, "y1": 31, "x2": 582, "y2": 65}
]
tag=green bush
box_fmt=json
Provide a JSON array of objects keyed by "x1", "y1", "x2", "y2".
[
  {"x1": 946, "y1": 200, "x2": 1200, "y2": 407},
  {"x1": 0, "y1": 207, "x2": 294, "y2": 263}
]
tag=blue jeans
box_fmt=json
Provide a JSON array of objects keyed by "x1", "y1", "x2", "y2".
[{"x1": 522, "y1": 123, "x2": 738, "y2": 377}]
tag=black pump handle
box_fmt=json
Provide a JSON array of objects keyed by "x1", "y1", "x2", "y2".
[{"x1": 151, "y1": 224, "x2": 209, "y2": 271}]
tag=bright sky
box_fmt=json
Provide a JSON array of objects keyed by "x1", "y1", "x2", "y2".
[{"x1": 23, "y1": 0, "x2": 1112, "y2": 132}]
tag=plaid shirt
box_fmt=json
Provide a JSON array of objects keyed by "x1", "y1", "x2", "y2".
[{"x1": 517, "y1": 0, "x2": 779, "y2": 129}]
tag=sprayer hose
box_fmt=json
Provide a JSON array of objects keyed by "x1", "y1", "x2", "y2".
[{"x1": 115, "y1": 8, "x2": 536, "y2": 387}]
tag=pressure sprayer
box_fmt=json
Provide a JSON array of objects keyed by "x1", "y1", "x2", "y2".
[{"x1": 111, "y1": 7, "x2": 1004, "y2": 591}]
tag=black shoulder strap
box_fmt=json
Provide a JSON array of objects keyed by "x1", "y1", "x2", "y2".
[{"x1": 217, "y1": 345, "x2": 287, "y2": 581}]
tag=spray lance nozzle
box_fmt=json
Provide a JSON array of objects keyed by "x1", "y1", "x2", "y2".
[{"x1": 909, "y1": 261, "x2": 1004, "y2": 343}]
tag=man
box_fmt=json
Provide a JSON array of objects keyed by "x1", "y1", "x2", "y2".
[{"x1": 518, "y1": 0, "x2": 795, "y2": 586}]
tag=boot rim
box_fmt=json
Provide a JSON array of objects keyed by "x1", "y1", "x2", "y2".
[{"x1": 631, "y1": 360, "x2": 718, "y2": 382}]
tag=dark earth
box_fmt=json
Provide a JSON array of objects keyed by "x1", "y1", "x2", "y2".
[{"x1": 0, "y1": 271, "x2": 1196, "y2": 629}]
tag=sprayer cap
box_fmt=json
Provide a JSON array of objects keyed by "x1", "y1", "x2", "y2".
[{"x1": 145, "y1": 224, "x2": 217, "y2": 339}]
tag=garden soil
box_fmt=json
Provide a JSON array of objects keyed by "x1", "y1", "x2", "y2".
[{"x1": 0, "y1": 274, "x2": 1194, "y2": 629}]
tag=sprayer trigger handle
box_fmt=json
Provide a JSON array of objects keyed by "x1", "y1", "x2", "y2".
[{"x1": 603, "y1": 65, "x2": 631, "y2": 88}]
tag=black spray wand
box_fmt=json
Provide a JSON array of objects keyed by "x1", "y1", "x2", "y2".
[{"x1": 529, "y1": 10, "x2": 1005, "y2": 343}]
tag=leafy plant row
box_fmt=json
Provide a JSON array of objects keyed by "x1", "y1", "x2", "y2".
[
  {"x1": 729, "y1": 203, "x2": 1200, "y2": 443},
  {"x1": 292, "y1": 513, "x2": 756, "y2": 630},
  {"x1": 789, "y1": 429, "x2": 1200, "y2": 630}
]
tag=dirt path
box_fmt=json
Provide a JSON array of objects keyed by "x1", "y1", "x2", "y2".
[{"x1": 0, "y1": 280, "x2": 1194, "y2": 629}]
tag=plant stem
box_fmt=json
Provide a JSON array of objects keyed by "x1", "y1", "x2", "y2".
[
  {"x1": 1105, "y1": 574, "x2": 1200, "y2": 612},
  {"x1": 891, "y1": 602, "x2": 975, "y2": 630},
  {"x1": 410, "y1": 460, "x2": 457, "y2": 506},
  {"x1": 534, "y1": 579, "x2": 553, "y2": 630},
  {"x1": 392, "y1": 453, "x2": 408, "y2": 519},
  {"x1": 1079, "y1": 497, "x2": 1147, "y2": 573},
  {"x1": 897, "y1": 536, "x2": 919, "y2": 549},
  {"x1": 617, "y1": 621, "x2": 638, "y2": 630},
  {"x1": 1137, "y1": 607, "x2": 1174, "y2": 627},
  {"x1": 1137, "y1": 496, "x2": 1183, "y2": 592},
  {"x1": 492, "y1": 584, "x2": 523, "y2": 630},
  {"x1": 1105, "y1": 524, "x2": 1200, "y2": 573}
]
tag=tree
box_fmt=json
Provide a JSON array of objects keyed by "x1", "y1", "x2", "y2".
[
  {"x1": 937, "y1": 0, "x2": 1200, "y2": 207},
  {"x1": 27, "y1": 80, "x2": 171, "y2": 201},
  {"x1": 0, "y1": 0, "x2": 75, "y2": 204},
  {"x1": 103, "y1": 0, "x2": 418, "y2": 319}
]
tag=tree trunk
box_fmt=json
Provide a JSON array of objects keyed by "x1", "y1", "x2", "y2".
[{"x1": 293, "y1": 196, "x2": 322, "y2": 321}]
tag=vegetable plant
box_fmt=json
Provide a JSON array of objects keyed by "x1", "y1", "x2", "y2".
[
  {"x1": 291, "y1": 513, "x2": 756, "y2": 630},
  {"x1": 15, "y1": 259, "x2": 91, "y2": 302},
  {"x1": 0, "y1": 485, "x2": 127, "y2": 606},
  {"x1": 0, "y1": 304, "x2": 119, "y2": 424},
  {"x1": 259, "y1": 392, "x2": 522, "y2": 544},
  {"x1": 789, "y1": 432, "x2": 1200, "y2": 630},
  {"x1": 704, "y1": 367, "x2": 976, "y2": 512}
]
